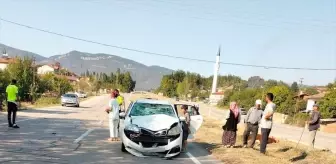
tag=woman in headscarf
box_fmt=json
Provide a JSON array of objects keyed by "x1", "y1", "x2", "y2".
[
  {"x1": 105, "y1": 90, "x2": 120, "y2": 141},
  {"x1": 222, "y1": 101, "x2": 241, "y2": 148}
]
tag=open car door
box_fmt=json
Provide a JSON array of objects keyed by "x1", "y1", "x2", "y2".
[{"x1": 174, "y1": 103, "x2": 203, "y2": 139}]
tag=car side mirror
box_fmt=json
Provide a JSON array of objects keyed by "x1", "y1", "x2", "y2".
[{"x1": 119, "y1": 112, "x2": 126, "y2": 119}]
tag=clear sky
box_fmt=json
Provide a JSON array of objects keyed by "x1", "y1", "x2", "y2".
[{"x1": 0, "y1": 0, "x2": 335, "y2": 85}]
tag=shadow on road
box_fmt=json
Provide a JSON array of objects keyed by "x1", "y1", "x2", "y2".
[{"x1": 20, "y1": 109, "x2": 78, "y2": 115}]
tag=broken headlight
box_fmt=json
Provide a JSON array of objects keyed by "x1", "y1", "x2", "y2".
[
  {"x1": 167, "y1": 124, "x2": 181, "y2": 136},
  {"x1": 125, "y1": 124, "x2": 140, "y2": 133}
]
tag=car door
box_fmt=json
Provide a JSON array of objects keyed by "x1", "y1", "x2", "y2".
[
  {"x1": 188, "y1": 106, "x2": 203, "y2": 139},
  {"x1": 119, "y1": 101, "x2": 133, "y2": 132},
  {"x1": 174, "y1": 104, "x2": 203, "y2": 139}
]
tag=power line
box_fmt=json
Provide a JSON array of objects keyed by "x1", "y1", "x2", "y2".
[
  {"x1": 84, "y1": 0, "x2": 335, "y2": 32},
  {"x1": 0, "y1": 17, "x2": 335, "y2": 71}
]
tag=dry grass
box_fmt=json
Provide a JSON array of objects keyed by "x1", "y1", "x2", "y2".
[{"x1": 194, "y1": 116, "x2": 336, "y2": 164}]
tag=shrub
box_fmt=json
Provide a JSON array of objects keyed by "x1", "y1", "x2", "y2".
[
  {"x1": 285, "y1": 113, "x2": 310, "y2": 127},
  {"x1": 34, "y1": 97, "x2": 60, "y2": 106}
]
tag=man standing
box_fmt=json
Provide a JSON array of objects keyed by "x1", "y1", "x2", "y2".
[
  {"x1": 6, "y1": 79, "x2": 20, "y2": 128},
  {"x1": 243, "y1": 99, "x2": 263, "y2": 148},
  {"x1": 307, "y1": 104, "x2": 321, "y2": 151},
  {"x1": 260, "y1": 93, "x2": 276, "y2": 154}
]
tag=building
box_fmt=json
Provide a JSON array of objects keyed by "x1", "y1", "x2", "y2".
[
  {"x1": 37, "y1": 65, "x2": 55, "y2": 74},
  {"x1": 304, "y1": 93, "x2": 326, "y2": 112},
  {"x1": 209, "y1": 92, "x2": 224, "y2": 106},
  {"x1": 37, "y1": 62, "x2": 61, "y2": 75},
  {"x1": 0, "y1": 51, "x2": 14, "y2": 70},
  {"x1": 37, "y1": 62, "x2": 79, "y2": 83}
]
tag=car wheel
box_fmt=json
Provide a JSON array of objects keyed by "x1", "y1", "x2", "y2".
[
  {"x1": 76, "y1": 104, "x2": 80, "y2": 107},
  {"x1": 121, "y1": 142, "x2": 126, "y2": 152}
]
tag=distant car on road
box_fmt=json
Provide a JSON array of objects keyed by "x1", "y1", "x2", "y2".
[
  {"x1": 61, "y1": 93, "x2": 79, "y2": 107},
  {"x1": 75, "y1": 91, "x2": 87, "y2": 98}
]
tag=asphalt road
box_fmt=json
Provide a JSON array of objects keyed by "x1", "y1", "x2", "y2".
[{"x1": 0, "y1": 95, "x2": 221, "y2": 164}]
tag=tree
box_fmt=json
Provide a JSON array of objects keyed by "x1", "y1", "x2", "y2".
[
  {"x1": 319, "y1": 84, "x2": 336, "y2": 118},
  {"x1": 247, "y1": 76, "x2": 265, "y2": 88},
  {"x1": 268, "y1": 85, "x2": 293, "y2": 113},
  {"x1": 120, "y1": 72, "x2": 135, "y2": 93},
  {"x1": 6, "y1": 57, "x2": 35, "y2": 101},
  {"x1": 291, "y1": 82, "x2": 299, "y2": 93}
]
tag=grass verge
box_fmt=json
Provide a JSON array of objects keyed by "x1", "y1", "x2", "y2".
[{"x1": 194, "y1": 116, "x2": 336, "y2": 164}]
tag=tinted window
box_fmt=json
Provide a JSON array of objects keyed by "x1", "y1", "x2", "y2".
[
  {"x1": 64, "y1": 94, "x2": 77, "y2": 98},
  {"x1": 130, "y1": 103, "x2": 176, "y2": 117}
]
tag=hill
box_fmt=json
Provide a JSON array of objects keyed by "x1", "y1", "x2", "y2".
[{"x1": 0, "y1": 44, "x2": 173, "y2": 90}]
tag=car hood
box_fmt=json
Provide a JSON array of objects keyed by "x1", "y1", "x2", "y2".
[{"x1": 131, "y1": 114, "x2": 179, "y2": 131}]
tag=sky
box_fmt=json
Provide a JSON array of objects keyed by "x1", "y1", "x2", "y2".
[{"x1": 0, "y1": 0, "x2": 335, "y2": 85}]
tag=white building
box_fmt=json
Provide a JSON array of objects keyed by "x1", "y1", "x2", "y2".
[
  {"x1": 0, "y1": 57, "x2": 14, "y2": 70},
  {"x1": 37, "y1": 65, "x2": 55, "y2": 74}
]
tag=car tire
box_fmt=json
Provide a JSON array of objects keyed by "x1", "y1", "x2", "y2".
[
  {"x1": 76, "y1": 104, "x2": 80, "y2": 107},
  {"x1": 121, "y1": 142, "x2": 126, "y2": 152}
]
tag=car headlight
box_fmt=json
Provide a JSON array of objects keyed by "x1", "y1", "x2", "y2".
[
  {"x1": 125, "y1": 124, "x2": 140, "y2": 133},
  {"x1": 167, "y1": 124, "x2": 181, "y2": 136}
]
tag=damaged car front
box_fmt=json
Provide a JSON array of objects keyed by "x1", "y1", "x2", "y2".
[{"x1": 119, "y1": 99, "x2": 183, "y2": 158}]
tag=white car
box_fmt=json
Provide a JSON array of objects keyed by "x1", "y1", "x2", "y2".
[
  {"x1": 75, "y1": 91, "x2": 87, "y2": 98},
  {"x1": 119, "y1": 99, "x2": 203, "y2": 159}
]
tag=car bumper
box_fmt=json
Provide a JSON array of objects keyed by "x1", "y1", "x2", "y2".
[
  {"x1": 62, "y1": 102, "x2": 79, "y2": 106},
  {"x1": 122, "y1": 131, "x2": 182, "y2": 158}
]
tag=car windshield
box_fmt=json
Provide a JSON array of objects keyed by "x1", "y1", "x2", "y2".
[
  {"x1": 63, "y1": 94, "x2": 76, "y2": 98},
  {"x1": 129, "y1": 103, "x2": 176, "y2": 117}
]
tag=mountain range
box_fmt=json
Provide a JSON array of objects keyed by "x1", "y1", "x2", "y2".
[{"x1": 0, "y1": 43, "x2": 173, "y2": 90}]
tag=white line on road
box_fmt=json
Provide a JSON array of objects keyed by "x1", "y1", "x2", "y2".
[
  {"x1": 186, "y1": 152, "x2": 202, "y2": 164},
  {"x1": 0, "y1": 118, "x2": 40, "y2": 126},
  {"x1": 74, "y1": 129, "x2": 95, "y2": 144}
]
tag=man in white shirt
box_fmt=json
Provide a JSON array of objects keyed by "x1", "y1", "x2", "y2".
[{"x1": 260, "y1": 93, "x2": 276, "y2": 154}]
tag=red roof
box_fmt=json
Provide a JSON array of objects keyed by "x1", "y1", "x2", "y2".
[
  {"x1": 0, "y1": 57, "x2": 15, "y2": 64},
  {"x1": 211, "y1": 92, "x2": 224, "y2": 95}
]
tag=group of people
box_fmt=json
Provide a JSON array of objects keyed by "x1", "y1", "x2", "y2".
[
  {"x1": 222, "y1": 92, "x2": 321, "y2": 153},
  {"x1": 3, "y1": 79, "x2": 322, "y2": 154},
  {"x1": 105, "y1": 89, "x2": 124, "y2": 141}
]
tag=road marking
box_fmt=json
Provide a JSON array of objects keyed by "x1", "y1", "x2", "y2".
[
  {"x1": 186, "y1": 152, "x2": 202, "y2": 164},
  {"x1": 74, "y1": 129, "x2": 95, "y2": 144},
  {"x1": 0, "y1": 118, "x2": 40, "y2": 126}
]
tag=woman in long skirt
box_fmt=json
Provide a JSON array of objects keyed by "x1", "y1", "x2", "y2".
[
  {"x1": 222, "y1": 101, "x2": 241, "y2": 148},
  {"x1": 105, "y1": 91, "x2": 120, "y2": 141}
]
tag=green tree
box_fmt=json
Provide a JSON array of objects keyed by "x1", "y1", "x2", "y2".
[
  {"x1": 319, "y1": 85, "x2": 336, "y2": 118},
  {"x1": 6, "y1": 57, "x2": 35, "y2": 101},
  {"x1": 268, "y1": 85, "x2": 293, "y2": 114},
  {"x1": 291, "y1": 82, "x2": 299, "y2": 93}
]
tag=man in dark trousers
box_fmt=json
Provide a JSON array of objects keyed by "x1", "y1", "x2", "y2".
[
  {"x1": 243, "y1": 99, "x2": 263, "y2": 148},
  {"x1": 260, "y1": 93, "x2": 276, "y2": 154},
  {"x1": 307, "y1": 104, "x2": 321, "y2": 151},
  {"x1": 6, "y1": 79, "x2": 20, "y2": 128}
]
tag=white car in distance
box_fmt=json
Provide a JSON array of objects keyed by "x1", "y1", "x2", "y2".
[
  {"x1": 119, "y1": 99, "x2": 203, "y2": 159},
  {"x1": 75, "y1": 91, "x2": 87, "y2": 98}
]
